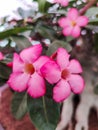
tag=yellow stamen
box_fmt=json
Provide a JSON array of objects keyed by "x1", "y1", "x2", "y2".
[{"x1": 71, "y1": 21, "x2": 76, "y2": 27}]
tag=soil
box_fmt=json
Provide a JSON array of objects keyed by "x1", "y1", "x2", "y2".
[
  {"x1": 0, "y1": 88, "x2": 98, "y2": 130},
  {"x1": 0, "y1": 88, "x2": 36, "y2": 130}
]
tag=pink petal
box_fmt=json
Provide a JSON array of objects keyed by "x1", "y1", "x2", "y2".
[
  {"x1": 72, "y1": 26, "x2": 81, "y2": 38},
  {"x1": 68, "y1": 74, "x2": 85, "y2": 94},
  {"x1": 68, "y1": 8, "x2": 79, "y2": 20},
  {"x1": 54, "y1": 0, "x2": 68, "y2": 6},
  {"x1": 41, "y1": 60, "x2": 61, "y2": 84},
  {"x1": 0, "y1": 52, "x2": 4, "y2": 60},
  {"x1": 77, "y1": 16, "x2": 88, "y2": 27},
  {"x1": 13, "y1": 53, "x2": 24, "y2": 72},
  {"x1": 33, "y1": 56, "x2": 50, "y2": 74},
  {"x1": 27, "y1": 72, "x2": 46, "y2": 98},
  {"x1": 58, "y1": 17, "x2": 71, "y2": 28},
  {"x1": 60, "y1": 0, "x2": 69, "y2": 6},
  {"x1": 54, "y1": 0, "x2": 61, "y2": 3},
  {"x1": 67, "y1": 59, "x2": 83, "y2": 74},
  {"x1": 56, "y1": 48, "x2": 70, "y2": 70},
  {"x1": 8, "y1": 72, "x2": 30, "y2": 92},
  {"x1": 63, "y1": 26, "x2": 73, "y2": 36},
  {"x1": 20, "y1": 44, "x2": 42, "y2": 63},
  {"x1": 53, "y1": 80, "x2": 71, "y2": 102}
]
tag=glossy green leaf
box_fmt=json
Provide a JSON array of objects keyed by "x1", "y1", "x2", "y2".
[
  {"x1": 85, "y1": 7, "x2": 98, "y2": 23},
  {"x1": 11, "y1": 35, "x2": 32, "y2": 50},
  {"x1": 0, "y1": 26, "x2": 32, "y2": 40},
  {"x1": 27, "y1": 96, "x2": 60, "y2": 130},
  {"x1": 11, "y1": 92, "x2": 27, "y2": 119},
  {"x1": 46, "y1": 40, "x2": 72, "y2": 56},
  {"x1": 37, "y1": 25, "x2": 56, "y2": 40}
]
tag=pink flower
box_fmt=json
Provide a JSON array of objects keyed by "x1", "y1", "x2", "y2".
[
  {"x1": 8, "y1": 44, "x2": 49, "y2": 98},
  {"x1": 0, "y1": 52, "x2": 4, "y2": 60},
  {"x1": 58, "y1": 8, "x2": 88, "y2": 38},
  {"x1": 54, "y1": 0, "x2": 69, "y2": 6},
  {"x1": 41, "y1": 48, "x2": 84, "y2": 102}
]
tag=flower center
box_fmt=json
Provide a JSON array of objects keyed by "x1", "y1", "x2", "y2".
[
  {"x1": 71, "y1": 21, "x2": 76, "y2": 27},
  {"x1": 25, "y1": 63, "x2": 35, "y2": 74},
  {"x1": 61, "y1": 69, "x2": 70, "y2": 79}
]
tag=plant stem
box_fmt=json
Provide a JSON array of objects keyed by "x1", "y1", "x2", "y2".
[
  {"x1": 79, "y1": 0, "x2": 97, "y2": 15},
  {"x1": 42, "y1": 96, "x2": 49, "y2": 123}
]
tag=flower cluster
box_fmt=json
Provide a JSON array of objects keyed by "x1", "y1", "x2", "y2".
[
  {"x1": 8, "y1": 44, "x2": 84, "y2": 102},
  {"x1": 58, "y1": 8, "x2": 88, "y2": 38}
]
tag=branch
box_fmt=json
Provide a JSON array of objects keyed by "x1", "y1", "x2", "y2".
[{"x1": 79, "y1": 0, "x2": 97, "y2": 15}]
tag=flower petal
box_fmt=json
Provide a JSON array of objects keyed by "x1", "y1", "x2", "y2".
[
  {"x1": 8, "y1": 72, "x2": 30, "y2": 92},
  {"x1": 13, "y1": 53, "x2": 24, "y2": 72},
  {"x1": 27, "y1": 72, "x2": 46, "y2": 98},
  {"x1": 54, "y1": 0, "x2": 69, "y2": 6},
  {"x1": 68, "y1": 8, "x2": 79, "y2": 20},
  {"x1": 33, "y1": 56, "x2": 50, "y2": 74},
  {"x1": 68, "y1": 74, "x2": 85, "y2": 94},
  {"x1": 63, "y1": 26, "x2": 73, "y2": 36},
  {"x1": 0, "y1": 52, "x2": 4, "y2": 60},
  {"x1": 20, "y1": 44, "x2": 42, "y2": 63},
  {"x1": 77, "y1": 16, "x2": 88, "y2": 27},
  {"x1": 60, "y1": 0, "x2": 69, "y2": 6},
  {"x1": 56, "y1": 48, "x2": 70, "y2": 70},
  {"x1": 58, "y1": 17, "x2": 70, "y2": 28},
  {"x1": 53, "y1": 80, "x2": 71, "y2": 102},
  {"x1": 41, "y1": 60, "x2": 61, "y2": 84},
  {"x1": 72, "y1": 26, "x2": 81, "y2": 38},
  {"x1": 67, "y1": 59, "x2": 83, "y2": 74}
]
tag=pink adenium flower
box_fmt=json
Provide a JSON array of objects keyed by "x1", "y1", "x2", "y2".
[
  {"x1": 8, "y1": 44, "x2": 49, "y2": 98},
  {"x1": 41, "y1": 48, "x2": 84, "y2": 102},
  {"x1": 58, "y1": 8, "x2": 88, "y2": 38},
  {"x1": 54, "y1": 0, "x2": 69, "y2": 7}
]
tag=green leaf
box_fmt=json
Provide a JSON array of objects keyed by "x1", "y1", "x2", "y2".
[
  {"x1": 27, "y1": 96, "x2": 60, "y2": 130},
  {"x1": 0, "y1": 62, "x2": 11, "y2": 79},
  {"x1": 0, "y1": 26, "x2": 32, "y2": 40},
  {"x1": 11, "y1": 92, "x2": 27, "y2": 119},
  {"x1": 94, "y1": 85, "x2": 98, "y2": 95},
  {"x1": 38, "y1": 0, "x2": 50, "y2": 13},
  {"x1": 46, "y1": 40, "x2": 72, "y2": 56},
  {"x1": 11, "y1": 35, "x2": 32, "y2": 50},
  {"x1": 37, "y1": 25, "x2": 56, "y2": 40},
  {"x1": 85, "y1": 7, "x2": 98, "y2": 23}
]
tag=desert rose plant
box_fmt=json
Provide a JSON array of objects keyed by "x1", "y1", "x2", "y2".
[{"x1": 0, "y1": 0, "x2": 98, "y2": 130}]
